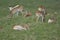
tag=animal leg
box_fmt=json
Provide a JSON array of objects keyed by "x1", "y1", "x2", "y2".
[
  {"x1": 42, "y1": 16, "x2": 45, "y2": 22},
  {"x1": 16, "y1": 11, "x2": 19, "y2": 16},
  {"x1": 36, "y1": 16, "x2": 39, "y2": 22}
]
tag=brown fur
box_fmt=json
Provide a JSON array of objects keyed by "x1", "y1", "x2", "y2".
[
  {"x1": 10, "y1": 5, "x2": 24, "y2": 17},
  {"x1": 24, "y1": 12, "x2": 32, "y2": 17}
]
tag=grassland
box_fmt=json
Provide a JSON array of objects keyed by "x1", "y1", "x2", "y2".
[{"x1": 0, "y1": 0, "x2": 60, "y2": 40}]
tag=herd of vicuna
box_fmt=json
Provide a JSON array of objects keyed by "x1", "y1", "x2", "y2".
[{"x1": 8, "y1": 5, "x2": 57, "y2": 30}]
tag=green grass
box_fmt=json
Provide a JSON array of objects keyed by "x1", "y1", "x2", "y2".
[{"x1": 0, "y1": 0, "x2": 60, "y2": 40}]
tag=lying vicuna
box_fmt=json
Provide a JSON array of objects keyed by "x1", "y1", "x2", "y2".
[
  {"x1": 48, "y1": 15, "x2": 56, "y2": 23},
  {"x1": 24, "y1": 10, "x2": 32, "y2": 17},
  {"x1": 13, "y1": 24, "x2": 29, "y2": 30},
  {"x1": 9, "y1": 5, "x2": 24, "y2": 17}
]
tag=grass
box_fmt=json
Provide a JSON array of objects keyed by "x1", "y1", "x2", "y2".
[{"x1": 0, "y1": 0, "x2": 60, "y2": 40}]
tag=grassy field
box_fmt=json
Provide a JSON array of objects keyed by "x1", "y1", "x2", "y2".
[{"x1": 0, "y1": 0, "x2": 60, "y2": 40}]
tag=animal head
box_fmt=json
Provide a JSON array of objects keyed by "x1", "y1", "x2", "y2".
[{"x1": 9, "y1": 7, "x2": 13, "y2": 11}]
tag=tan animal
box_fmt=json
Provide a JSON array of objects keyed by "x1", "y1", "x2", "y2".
[
  {"x1": 9, "y1": 5, "x2": 24, "y2": 17},
  {"x1": 35, "y1": 6, "x2": 47, "y2": 22},
  {"x1": 13, "y1": 24, "x2": 29, "y2": 30},
  {"x1": 36, "y1": 11, "x2": 45, "y2": 22},
  {"x1": 24, "y1": 10, "x2": 32, "y2": 17},
  {"x1": 48, "y1": 15, "x2": 56, "y2": 23}
]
